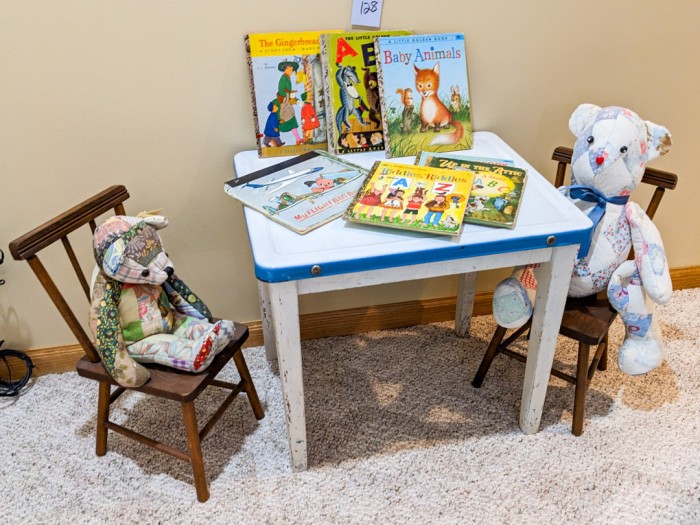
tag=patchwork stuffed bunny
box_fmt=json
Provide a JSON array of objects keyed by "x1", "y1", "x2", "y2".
[
  {"x1": 492, "y1": 104, "x2": 673, "y2": 375},
  {"x1": 89, "y1": 214, "x2": 235, "y2": 387}
]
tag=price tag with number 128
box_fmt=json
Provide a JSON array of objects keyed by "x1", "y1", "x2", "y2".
[{"x1": 351, "y1": 0, "x2": 384, "y2": 28}]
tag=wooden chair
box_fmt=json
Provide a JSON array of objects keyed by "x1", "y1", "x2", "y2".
[
  {"x1": 472, "y1": 147, "x2": 677, "y2": 435},
  {"x1": 9, "y1": 185, "x2": 265, "y2": 502}
]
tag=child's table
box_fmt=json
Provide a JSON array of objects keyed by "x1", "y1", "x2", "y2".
[{"x1": 231, "y1": 132, "x2": 592, "y2": 471}]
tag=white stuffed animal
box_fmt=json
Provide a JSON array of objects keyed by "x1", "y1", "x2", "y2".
[{"x1": 492, "y1": 104, "x2": 673, "y2": 375}]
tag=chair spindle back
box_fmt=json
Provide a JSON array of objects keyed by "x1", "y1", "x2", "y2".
[{"x1": 9, "y1": 185, "x2": 130, "y2": 363}]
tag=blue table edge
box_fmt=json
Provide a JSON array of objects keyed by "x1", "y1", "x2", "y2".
[{"x1": 253, "y1": 224, "x2": 592, "y2": 283}]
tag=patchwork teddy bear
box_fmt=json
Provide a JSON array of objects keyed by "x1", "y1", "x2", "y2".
[
  {"x1": 492, "y1": 104, "x2": 673, "y2": 375},
  {"x1": 89, "y1": 214, "x2": 235, "y2": 387}
]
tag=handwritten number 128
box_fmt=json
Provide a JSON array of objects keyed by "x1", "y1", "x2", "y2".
[{"x1": 360, "y1": 1, "x2": 378, "y2": 14}]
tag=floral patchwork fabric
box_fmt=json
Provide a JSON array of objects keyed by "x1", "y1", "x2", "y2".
[
  {"x1": 604, "y1": 211, "x2": 632, "y2": 258},
  {"x1": 126, "y1": 319, "x2": 234, "y2": 372},
  {"x1": 118, "y1": 284, "x2": 174, "y2": 344}
]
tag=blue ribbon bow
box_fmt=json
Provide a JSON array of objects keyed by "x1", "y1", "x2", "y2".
[{"x1": 563, "y1": 184, "x2": 629, "y2": 259}]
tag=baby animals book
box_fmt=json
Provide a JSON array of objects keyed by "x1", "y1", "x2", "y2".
[
  {"x1": 343, "y1": 160, "x2": 473, "y2": 236},
  {"x1": 225, "y1": 150, "x2": 368, "y2": 234},
  {"x1": 416, "y1": 151, "x2": 527, "y2": 229},
  {"x1": 375, "y1": 33, "x2": 473, "y2": 158},
  {"x1": 245, "y1": 30, "x2": 341, "y2": 158},
  {"x1": 320, "y1": 30, "x2": 412, "y2": 156}
]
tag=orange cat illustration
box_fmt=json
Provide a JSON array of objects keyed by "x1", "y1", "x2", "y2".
[{"x1": 413, "y1": 62, "x2": 464, "y2": 146}]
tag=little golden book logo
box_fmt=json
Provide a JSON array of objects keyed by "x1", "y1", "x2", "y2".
[{"x1": 248, "y1": 31, "x2": 336, "y2": 57}]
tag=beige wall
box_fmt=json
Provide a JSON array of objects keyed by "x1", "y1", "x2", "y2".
[{"x1": 1, "y1": 1, "x2": 698, "y2": 349}]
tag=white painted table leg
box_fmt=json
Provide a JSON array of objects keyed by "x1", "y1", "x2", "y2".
[
  {"x1": 455, "y1": 271, "x2": 477, "y2": 337},
  {"x1": 267, "y1": 280, "x2": 308, "y2": 471},
  {"x1": 257, "y1": 280, "x2": 278, "y2": 362},
  {"x1": 519, "y1": 244, "x2": 578, "y2": 434}
]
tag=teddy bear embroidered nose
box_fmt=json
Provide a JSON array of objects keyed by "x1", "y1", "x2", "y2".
[{"x1": 595, "y1": 156, "x2": 605, "y2": 165}]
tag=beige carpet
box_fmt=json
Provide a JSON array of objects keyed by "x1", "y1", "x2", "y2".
[{"x1": 2, "y1": 288, "x2": 699, "y2": 524}]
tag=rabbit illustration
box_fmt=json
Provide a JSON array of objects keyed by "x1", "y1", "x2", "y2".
[{"x1": 450, "y1": 85, "x2": 462, "y2": 112}]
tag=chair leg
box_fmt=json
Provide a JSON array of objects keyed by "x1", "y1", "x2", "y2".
[
  {"x1": 181, "y1": 401, "x2": 209, "y2": 503},
  {"x1": 597, "y1": 332, "x2": 608, "y2": 371},
  {"x1": 96, "y1": 382, "x2": 111, "y2": 456},
  {"x1": 233, "y1": 350, "x2": 265, "y2": 420},
  {"x1": 572, "y1": 342, "x2": 591, "y2": 436},
  {"x1": 472, "y1": 325, "x2": 508, "y2": 388}
]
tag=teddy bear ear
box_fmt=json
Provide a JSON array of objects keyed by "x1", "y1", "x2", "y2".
[
  {"x1": 102, "y1": 237, "x2": 127, "y2": 277},
  {"x1": 569, "y1": 103, "x2": 601, "y2": 136},
  {"x1": 644, "y1": 120, "x2": 672, "y2": 160},
  {"x1": 136, "y1": 210, "x2": 169, "y2": 230}
]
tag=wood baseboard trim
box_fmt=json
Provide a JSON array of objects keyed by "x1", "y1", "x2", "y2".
[
  {"x1": 2, "y1": 343, "x2": 85, "y2": 381},
  {"x1": 668, "y1": 265, "x2": 700, "y2": 290},
  {"x1": 13, "y1": 265, "x2": 699, "y2": 378}
]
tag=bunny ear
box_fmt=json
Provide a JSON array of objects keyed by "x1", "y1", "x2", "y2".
[
  {"x1": 92, "y1": 278, "x2": 123, "y2": 372},
  {"x1": 569, "y1": 103, "x2": 601, "y2": 136},
  {"x1": 645, "y1": 120, "x2": 672, "y2": 160},
  {"x1": 166, "y1": 275, "x2": 213, "y2": 322},
  {"x1": 91, "y1": 276, "x2": 151, "y2": 387}
]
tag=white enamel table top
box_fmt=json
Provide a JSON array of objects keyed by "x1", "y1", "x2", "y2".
[{"x1": 232, "y1": 132, "x2": 592, "y2": 283}]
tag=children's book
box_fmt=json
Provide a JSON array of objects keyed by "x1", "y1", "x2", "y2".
[
  {"x1": 343, "y1": 160, "x2": 473, "y2": 236},
  {"x1": 320, "y1": 30, "x2": 412, "y2": 156},
  {"x1": 415, "y1": 151, "x2": 515, "y2": 167},
  {"x1": 245, "y1": 30, "x2": 342, "y2": 158},
  {"x1": 225, "y1": 150, "x2": 368, "y2": 234},
  {"x1": 375, "y1": 33, "x2": 473, "y2": 158},
  {"x1": 416, "y1": 152, "x2": 527, "y2": 229}
]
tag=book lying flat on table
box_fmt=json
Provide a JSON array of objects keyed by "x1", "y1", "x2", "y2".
[
  {"x1": 225, "y1": 151, "x2": 368, "y2": 234},
  {"x1": 343, "y1": 160, "x2": 474, "y2": 236},
  {"x1": 375, "y1": 33, "x2": 473, "y2": 158},
  {"x1": 245, "y1": 30, "x2": 341, "y2": 158},
  {"x1": 415, "y1": 151, "x2": 527, "y2": 229},
  {"x1": 320, "y1": 29, "x2": 412, "y2": 156}
]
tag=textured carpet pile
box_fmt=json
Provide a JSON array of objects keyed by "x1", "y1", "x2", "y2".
[{"x1": 2, "y1": 288, "x2": 699, "y2": 524}]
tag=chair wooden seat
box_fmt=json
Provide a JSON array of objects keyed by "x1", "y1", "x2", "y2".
[
  {"x1": 559, "y1": 293, "x2": 617, "y2": 346},
  {"x1": 10, "y1": 185, "x2": 264, "y2": 502},
  {"x1": 472, "y1": 147, "x2": 677, "y2": 435}
]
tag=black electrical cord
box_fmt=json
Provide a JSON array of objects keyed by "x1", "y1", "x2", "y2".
[{"x1": 0, "y1": 340, "x2": 34, "y2": 396}]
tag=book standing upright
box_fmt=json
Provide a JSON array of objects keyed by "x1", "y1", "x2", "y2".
[
  {"x1": 245, "y1": 30, "x2": 341, "y2": 158},
  {"x1": 320, "y1": 30, "x2": 412, "y2": 156},
  {"x1": 375, "y1": 33, "x2": 473, "y2": 158}
]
